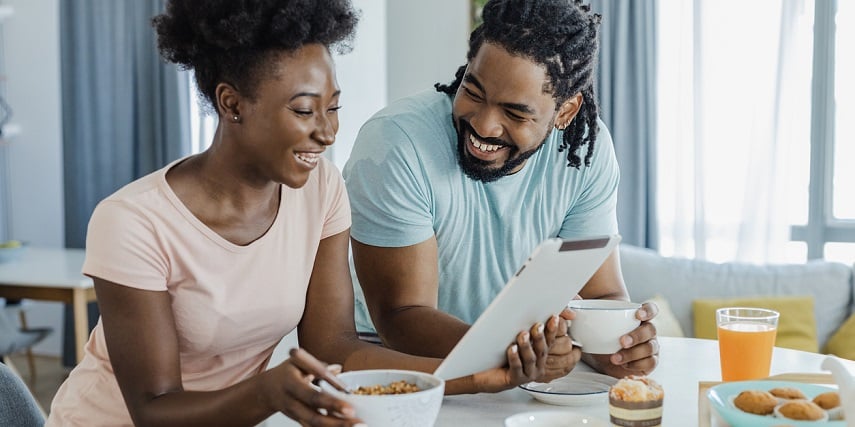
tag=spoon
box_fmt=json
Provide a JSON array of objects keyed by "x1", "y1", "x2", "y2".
[{"x1": 317, "y1": 367, "x2": 353, "y2": 395}]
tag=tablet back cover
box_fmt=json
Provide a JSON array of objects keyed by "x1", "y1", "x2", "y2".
[{"x1": 433, "y1": 234, "x2": 621, "y2": 380}]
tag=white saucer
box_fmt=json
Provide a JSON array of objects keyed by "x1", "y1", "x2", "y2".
[
  {"x1": 519, "y1": 371, "x2": 617, "y2": 406},
  {"x1": 504, "y1": 410, "x2": 609, "y2": 427}
]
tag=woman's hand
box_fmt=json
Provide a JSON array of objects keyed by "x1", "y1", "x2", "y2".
[{"x1": 263, "y1": 348, "x2": 364, "y2": 426}]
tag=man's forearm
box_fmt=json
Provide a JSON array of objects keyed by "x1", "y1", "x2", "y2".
[{"x1": 375, "y1": 306, "x2": 470, "y2": 358}]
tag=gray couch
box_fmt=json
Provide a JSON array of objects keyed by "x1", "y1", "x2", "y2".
[{"x1": 619, "y1": 244, "x2": 855, "y2": 352}]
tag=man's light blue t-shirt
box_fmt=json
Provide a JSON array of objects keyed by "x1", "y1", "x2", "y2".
[{"x1": 343, "y1": 90, "x2": 619, "y2": 332}]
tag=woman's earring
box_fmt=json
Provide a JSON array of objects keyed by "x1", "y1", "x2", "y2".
[{"x1": 233, "y1": 115, "x2": 241, "y2": 122}]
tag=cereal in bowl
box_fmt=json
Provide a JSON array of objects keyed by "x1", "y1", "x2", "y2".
[{"x1": 353, "y1": 380, "x2": 420, "y2": 395}]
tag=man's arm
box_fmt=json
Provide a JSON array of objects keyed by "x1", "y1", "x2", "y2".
[
  {"x1": 351, "y1": 236, "x2": 468, "y2": 357},
  {"x1": 576, "y1": 249, "x2": 631, "y2": 301}
]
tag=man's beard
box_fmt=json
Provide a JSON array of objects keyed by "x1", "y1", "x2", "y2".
[{"x1": 454, "y1": 118, "x2": 549, "y2": 183}]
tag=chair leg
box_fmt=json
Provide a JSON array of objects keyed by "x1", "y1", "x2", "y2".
[{"x1": 18, "y1": 310, "x2": 36, "y2": 384}]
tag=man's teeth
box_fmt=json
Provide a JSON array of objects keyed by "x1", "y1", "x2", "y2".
[
  {"x1": 469, "y1": 134, "x2": 502, "y2": 152},
  {"x1": 295, "y1": 152, "x2": 320, "y2": 164}
]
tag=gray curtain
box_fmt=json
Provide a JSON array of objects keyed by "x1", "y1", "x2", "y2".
[
  {"x1": 59, "y1": 0, "x2": 191, "y2": 366},
  {"x1": 61, "y1": 0, "x2": 190, "y2": 249},
  {"x1": 591, "y1": 0, "x2": 659, "y2": 249}
]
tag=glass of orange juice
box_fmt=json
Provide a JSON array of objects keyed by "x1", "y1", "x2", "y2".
[{"x1": 716, "y1": 307, "x2": 779, "y2": 381}]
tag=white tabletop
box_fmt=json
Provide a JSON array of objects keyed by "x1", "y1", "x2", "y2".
[
  {"x1": 435, "y1": 336, "x2": 854, "y2": 426},
  {"x1": 0, "y1": 247, "x2": 91, "y2": 289}
]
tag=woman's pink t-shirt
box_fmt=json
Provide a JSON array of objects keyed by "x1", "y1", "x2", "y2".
[{"x1": 47, "y1": 156, "x2": 350, "y2": 426}]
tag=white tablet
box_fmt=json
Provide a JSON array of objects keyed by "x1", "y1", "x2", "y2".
[{"x1": 433, "y1": 234, "x2": 621, "y2": 380}]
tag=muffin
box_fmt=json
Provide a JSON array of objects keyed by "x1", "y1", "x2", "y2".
[
  {"x1": 608, "y1": 375, "x2": 664, "y2": 427},
  {"x1": 774, "y1": 400, "x2": 827, "y2": 422},
  {"x1": 769, "y1": 386, "x2": 807, "y2": 400},
  {"x1": 732, "y1": 390, "x2": 778, "y2": 415},
  {"x1": 813, "y1": 391, "x2": 843, "y2": 420}
]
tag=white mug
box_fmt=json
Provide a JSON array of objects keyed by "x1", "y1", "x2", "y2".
[{"x1": 567, "y1": 299, "x2": 642, "y2": 354}]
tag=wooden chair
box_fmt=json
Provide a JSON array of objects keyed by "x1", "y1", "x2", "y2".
[{"x1": 1, "y1": 300, "x2": 51, "y2": 384}]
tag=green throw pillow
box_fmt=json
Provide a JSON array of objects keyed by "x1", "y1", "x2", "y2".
[{"x1": 692, "y1": 296, "x2": 818, "y2": 353}]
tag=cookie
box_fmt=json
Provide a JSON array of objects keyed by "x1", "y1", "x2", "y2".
[
  {"x1": 769, "y1": 386, "x2": 807, "y2": 400},
  {"x1": 812, "y1": 391, "x2": 840, "y2": 410},
  {"x1": 733, "y1": 390, "x2": 778, "y2": 415},
  {"x1": 776, "y1": 400, "x2": 826, "y2": 421}
]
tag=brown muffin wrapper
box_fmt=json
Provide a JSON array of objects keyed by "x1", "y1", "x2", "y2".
[{"x1": 609, "y1": 397, "x2": 664, "y2": 427}]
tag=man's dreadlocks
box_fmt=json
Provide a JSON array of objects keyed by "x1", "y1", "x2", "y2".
[{"x1": 436, "y1": 0, "x2": 601, "y2": 168}]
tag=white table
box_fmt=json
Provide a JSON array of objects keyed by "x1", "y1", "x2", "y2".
[
  {"x1": 435, "y1": 336, "x2": 855, "y2": 426},
  {"x1": 0, "y1": 247, "x2": 94, "y2": 363}
]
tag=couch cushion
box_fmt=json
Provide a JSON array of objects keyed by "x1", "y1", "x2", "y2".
[
  {"x1": 824, "y1": 313, "x2": 855, "y2": 360},
  {"x1": 691, "y1": 296, "x2": 818, "y2": 352},
  {"x1": 644, "y1": 294, "x2": 685, "y2": 337},
  {"x1": 619, "y1": 244, "x2": 853, "y2": 350}
]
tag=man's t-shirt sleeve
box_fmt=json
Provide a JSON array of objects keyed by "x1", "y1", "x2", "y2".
[
  {"x1": 343, "y1": 118, "x2": 435, "y2": 248},
  {"x1": 558, "y1": 121, "x2": 620, "y2": 238}
]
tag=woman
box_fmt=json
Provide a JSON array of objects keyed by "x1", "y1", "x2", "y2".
[{"x1": 47, "y1": 1, "x2": 560, "y2": 426}]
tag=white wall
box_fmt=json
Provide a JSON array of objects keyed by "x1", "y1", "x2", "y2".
[
  {"x1": 1, "y1": 0, "x2": 65, "y2": 356},
  {"x1": 387, "y1": 0, "x2": 470, "y2": 103},
  {"x1": 329, "y1": 0, "x2": 388, "y2": 171}
]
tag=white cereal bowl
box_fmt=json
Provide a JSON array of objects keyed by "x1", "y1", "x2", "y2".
[{"x1": 320, "y1": 369, "x2": 444, "y2": 427}]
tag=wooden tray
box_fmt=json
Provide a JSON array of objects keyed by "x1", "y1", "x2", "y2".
[{"x1": 698, "y1": 373, "x2": 836, "y2": 427}]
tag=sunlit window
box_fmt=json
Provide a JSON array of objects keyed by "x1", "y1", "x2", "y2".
[
  {"x1": 825, "y1": 243, "x2": 855, "y2": 265},
  {"x1": 833, "y1": 0, "x2": 854, "y2": 220},
  {"x1": 188, "y1": 74, "x2": 216, "y2": 154},
  {"x1": 656, "y1": 0, "x2": 814, "y2": 263},
  {"x1": 658, "y1": 0, "x2": 854, "y2": 263}
]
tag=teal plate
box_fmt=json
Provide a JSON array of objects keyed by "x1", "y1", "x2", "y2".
[{"x1": 707, "y1": 380, "x2": 845, "y2": 426}]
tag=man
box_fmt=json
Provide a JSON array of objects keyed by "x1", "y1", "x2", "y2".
[{"x1": 343, "y1": 0, "x2": 659, "y2": 381}]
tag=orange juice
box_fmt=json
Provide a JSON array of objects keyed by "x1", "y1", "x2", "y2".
[{"x1": 718, "y1": 322, "x2": 777, "y2": 381}]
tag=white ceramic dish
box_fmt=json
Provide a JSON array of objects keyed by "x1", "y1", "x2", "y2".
[
  {"x1": 708, "y1": 380, "x2": 845, "y2": 427},
  {"x1": 320, "y1": 369, "x2": 444, "y2": 427},
  {"x1": 519, "y1": 371, "x2": 617, "y2": 406},
  {"x1": 0, "y1": 242, "x2": 26, "y2": 263},
  {"x1": 504, "y1": 410, "x2": 609, "y2": 427}
]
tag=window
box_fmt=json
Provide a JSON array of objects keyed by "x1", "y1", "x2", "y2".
[
  {"x1": 789, "y1": 0, "x2": 855, "y2": 260},
  {"x1": 657, "y1": 0, "x2": 853, "y2": 263},
  {"x1": 833, "y1": 0, "x2": 853, "y2": 220},
  {"x1": 188, "y1": 74, "x2": 216, "y2": 154}
]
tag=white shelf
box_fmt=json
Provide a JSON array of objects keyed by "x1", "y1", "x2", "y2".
[{"x1": 0, "y1": 5, "x2": 13, "y2": 21}]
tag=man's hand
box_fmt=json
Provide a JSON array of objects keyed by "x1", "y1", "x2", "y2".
[
  {"x1": 468, "y1": 319, "x2": 561, "y2": 393},
  {"x1": 586, "y1": 301, "x2": 660, "y2": 378},
  {"x1": 538, "y1": 310, "x2": 582, "y2": 382}
]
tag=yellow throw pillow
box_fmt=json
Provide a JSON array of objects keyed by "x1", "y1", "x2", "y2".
[
  {"x1": 824, "y1": 313, "x2": 855, "y2": 360},
  {"x1": 644, "y1": 294, "x2": 686, "y2": 338},
  {"x1": 692, "y1": 296, "x2": 818, "y2": 353}
]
